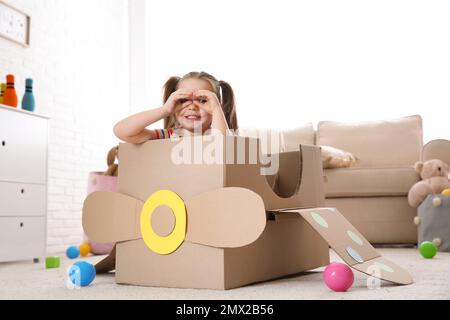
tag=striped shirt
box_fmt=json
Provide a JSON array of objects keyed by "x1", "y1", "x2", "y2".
[{"x1": 152, "y1": 128, "x2": 175, "y2": 140}]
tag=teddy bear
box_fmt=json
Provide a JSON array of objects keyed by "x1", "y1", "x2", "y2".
[
  {"x1": 408, "y1": 159, "x2": 450, "y2": 208},
  {"x1": 83, "y1": 145, "x2": 119, "y2": 256},
  {"x1": 104, "y1": 145, "x2": 119, "y2": 176}
]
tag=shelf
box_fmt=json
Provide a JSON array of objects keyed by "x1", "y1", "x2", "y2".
[{"x1": 0, "y1": 103, "x2": 49, "y2": 119}]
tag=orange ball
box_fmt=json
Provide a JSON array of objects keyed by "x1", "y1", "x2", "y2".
[
  {"x1": 442, "y1": 189, "x2": 450, "y2": 197},
  {"x1": 79, "y1": 243, "x2": 91, "y2": 257}
]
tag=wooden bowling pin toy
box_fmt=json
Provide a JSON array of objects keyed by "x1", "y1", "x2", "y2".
[
  {"x1": 0, "y1": 83, "x2": 5, "y2": 104},
  {"x1": 22, "y1": 78, "x2": 35, "y2": 112},
  {"x1": 3, "y1": 75, "x2": 18, "y2": 108}
]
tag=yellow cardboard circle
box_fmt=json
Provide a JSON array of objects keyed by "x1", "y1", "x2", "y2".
[{"x1": 140, "y1": 190, "x2": 186, "y2": 255}]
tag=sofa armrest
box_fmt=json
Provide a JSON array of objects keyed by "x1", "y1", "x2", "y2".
[{"x1": 422, "y1": 139, "x2": 450, "y2": 165}]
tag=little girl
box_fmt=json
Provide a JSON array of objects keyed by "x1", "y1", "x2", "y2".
[
  {"x1": 94, "y1": 72, "x2": 238, "y2": 274},
  {"x1": 114, "y1": 71, "x2": 238, "y2": 143}
]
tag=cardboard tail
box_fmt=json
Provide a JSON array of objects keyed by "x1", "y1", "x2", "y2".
[{"x1": 276, "y1": 208, "x2": 413, "y2": 285}]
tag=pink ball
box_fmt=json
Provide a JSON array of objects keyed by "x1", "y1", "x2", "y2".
[{"x1": 323, "y1": 262, "x2": 354, "y2": 292}]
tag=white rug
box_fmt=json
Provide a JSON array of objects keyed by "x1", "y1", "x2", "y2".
[{"x1": 0, "y1": 248, "x2": 449, "y2": 300}]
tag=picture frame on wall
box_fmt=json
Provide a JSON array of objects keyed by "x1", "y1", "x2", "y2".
[{"x1": 0, "y1": 0, "x2": 31, "y2": 47}]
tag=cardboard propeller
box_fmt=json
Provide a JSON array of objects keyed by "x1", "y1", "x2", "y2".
[
  {"x1": 83, "y1": 187, "x2": 267, "y2": 250},
  {"x1": 276, "y1": 208, "x2": 413, "y2": 285}
]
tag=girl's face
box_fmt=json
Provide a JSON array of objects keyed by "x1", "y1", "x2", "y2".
[{"x1": 175, "y1": 78, "x2": 214, "y2": 133}]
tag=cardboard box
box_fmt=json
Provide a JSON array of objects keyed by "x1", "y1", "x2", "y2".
[
  {"x1": 115, "y1": 217, "x2": 328, "y2": 289},
  {"x1": 117, "y1": 135, "x2": 325, "y2": 211},
  {"x1": 83, "y1": 135, "x2": 413, "y2": 289}
]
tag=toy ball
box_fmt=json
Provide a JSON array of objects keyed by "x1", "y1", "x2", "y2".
[
  {"x1": 442, "y1": 189, "x2": 450, "y2": 197},
  {"x1": 432, "y1": 197, "x2": 442, "y2": 207},
  {"x1": 66, "y1": 246, "x2": 80, "y2": 259},
  {"x1": 79, "y1": 243, "x2": 91, "y2": 257},
  {"x1": 68, "y1": 261, "x2": 96, "y2": 287},
  {"x1": 323, "y1": 262, "x2": 354, "y2": 292},
  {"x1": 419, "y1": 241, "x2": 437, "y2": 259}
]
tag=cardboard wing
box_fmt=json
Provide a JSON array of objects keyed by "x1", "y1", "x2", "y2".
[
  {"x1": 276, "y1": 208, "x2": 413, "y2": 285},
  {"x1": 83, "y1": 187, "x2": 267, "y2": 249}
]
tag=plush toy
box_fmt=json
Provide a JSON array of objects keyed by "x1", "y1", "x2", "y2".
[
  {"x1": 83, "y1": 145, "x2": 119, "y2": 255},
  {"x1": 104, "y1": 146, "x2": 119, "y2": 176},
  {"x1": 321, "y1": 146, "x2": 358, "y2": 169},
  {"x1": 408, "y1": 159, "x2": 450, "y2": 208}
]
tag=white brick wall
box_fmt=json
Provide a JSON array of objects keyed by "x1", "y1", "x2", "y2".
[{"x1": 0, "y1": 0, "x2": 130, "y2": 254}]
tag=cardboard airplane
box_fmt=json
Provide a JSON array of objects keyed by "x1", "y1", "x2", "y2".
[{"x1": 83, "y1": 136, "x2": 413, "y2": 289}]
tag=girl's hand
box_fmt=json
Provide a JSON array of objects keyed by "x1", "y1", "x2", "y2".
[
  {"x1": 163, "y1": 89, "x2": 194, "y2": 115},
  {"x1": 193, "y1": 90, "x2": 221, "y2": 114}
]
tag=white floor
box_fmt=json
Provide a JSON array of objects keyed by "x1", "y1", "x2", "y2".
[{"x1": 0, "y1": 248, "x2": 449, "y2": 300}]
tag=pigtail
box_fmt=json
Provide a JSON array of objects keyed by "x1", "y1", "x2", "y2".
[
  {"x1": 163, "y1": 76, "x2": 181, "y2": 129},
  {"x1": 219, "y1": 80, "x2": 238, "y2": 130}
]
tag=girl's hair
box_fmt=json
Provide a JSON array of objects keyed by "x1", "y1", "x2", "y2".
[{"x1": 162, "y1": 71, "x2": 238, "y2": 130}]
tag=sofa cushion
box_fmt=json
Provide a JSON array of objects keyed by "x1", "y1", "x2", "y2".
[
  {"x1": 282, "y1": 123, "x2": 315, "y2": 151},
  {"x1": 324, "y1": 166, "x2": 420, "y2": 198},
  {"x1": 239, "y1": 123, "x2": 315, "y2": 154},
  {"x1": 317, "y1": 115, "x2": 423, "y2": 167},
  {"x1": 238, "y1": 128, "x2": 284, "y2": 154}
]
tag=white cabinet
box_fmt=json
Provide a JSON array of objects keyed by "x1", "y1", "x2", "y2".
[
  {"x1": 0, "y1": 106, "x2": 48, "y2": 184},
  {"x1": 0, "y1": 104, "x2": 48, "y2": 262},
  {"x1": 0, "y1": 182, "x2": 47, "y2": 216},
  {"x1": 0, "y1": 217, "x2": 47, "y2": 262}
]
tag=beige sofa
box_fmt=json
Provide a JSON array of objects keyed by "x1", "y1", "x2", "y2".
[
  {"x1": 317, "y1": 115, "x2": 422, "y2": 244},
  {"x1": 243, "y1": 115, "x2": 448, "y2": 244}
]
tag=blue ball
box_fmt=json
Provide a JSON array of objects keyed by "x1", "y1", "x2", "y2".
[
  {"x1": 68, "y1": 261, "x2": 96, "y2": 287},
  {"x1": 66, "y1": 246, "x2": 80, "y2": 259}
]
